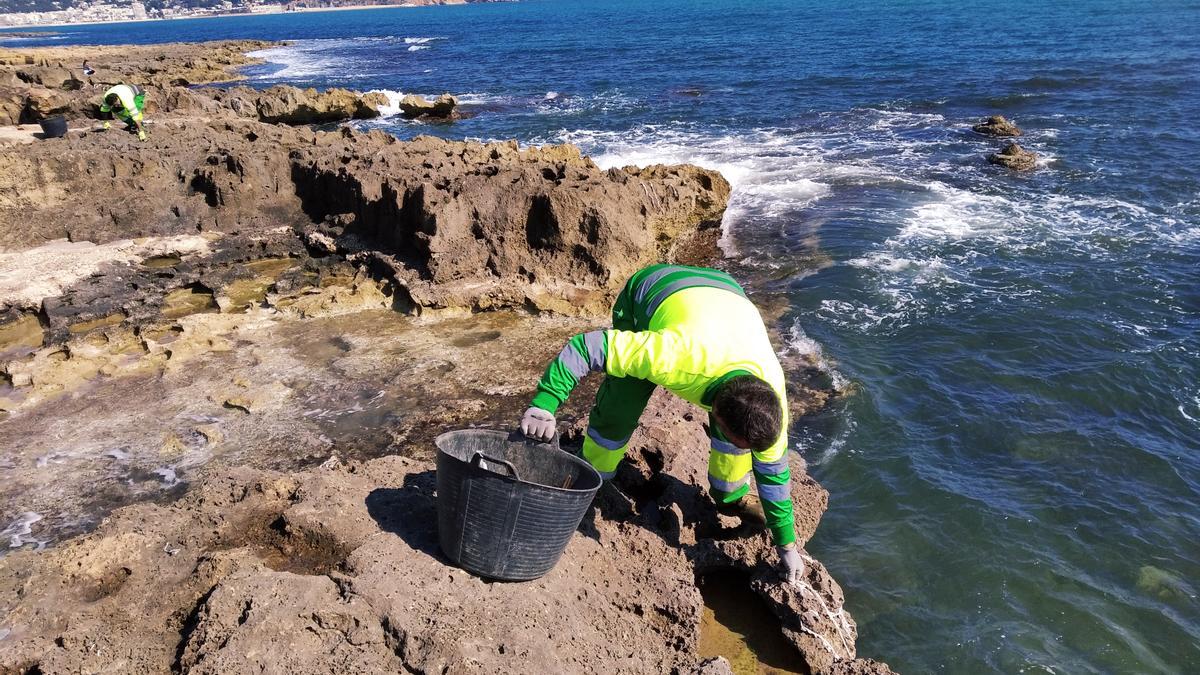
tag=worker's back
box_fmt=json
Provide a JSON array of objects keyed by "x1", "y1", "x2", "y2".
[{"x1": 646, "y1": 284, "x2": 786, "y2": 408}]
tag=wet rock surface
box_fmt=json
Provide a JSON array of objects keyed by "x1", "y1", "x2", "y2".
[
  {"x1": 988, "y1": 142, "x2": 1039, "y2": 171},
  {"x1": 971, "y1": 114, "x2": 1023, "y2": 137}
]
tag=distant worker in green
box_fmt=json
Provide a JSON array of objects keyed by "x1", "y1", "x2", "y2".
[
  {"x1": 520, "y1": 264, "x2": 804, "y2": 583},
  {"x1": 99, "y1": 84, "x2": 147, "y2": 141}
]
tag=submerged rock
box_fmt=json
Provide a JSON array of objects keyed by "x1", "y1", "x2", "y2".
[
  {"x1": 988, "y1": 142, "x2": 1038, "y2": 171},
  {"x1": 972, "y1": 114, "x2": 1023, "y2": 137},
  {"x1": 1136, "y1": 565, "x2": 1193, "y2": 603},
  {"x1": 398, "y1": 92, "x2": 458, "y2": 119}
]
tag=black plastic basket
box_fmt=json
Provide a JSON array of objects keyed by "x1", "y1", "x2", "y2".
[
  {"x1": 38, "y1": 115, "x2": 67, "y2": 138},
  {"x1": 435, "y1": 429, "x2": 601, "y2": 581}
]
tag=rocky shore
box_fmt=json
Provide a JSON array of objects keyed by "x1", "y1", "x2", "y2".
[{"x1": 0, "y1": 41, "x2": 894, "y2": 674}]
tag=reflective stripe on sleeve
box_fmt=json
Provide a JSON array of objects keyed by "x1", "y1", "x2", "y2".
[
  {"x1": 582, "y1": 330, "x2": 606, "y2": 371},
  {"x1": 556, "y1": 343, "x2": 590, "y2": 380}
]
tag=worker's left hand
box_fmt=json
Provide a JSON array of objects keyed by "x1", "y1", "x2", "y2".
[
  {"x1": 137, "y1": 129, "x2": 147, "y2": 141},
  {"x1": 519, "y1": 406, "x2": 556, "y2": 442},
  {"x1": 778, "y1": 544, "x2": 804, "y2": 585}
]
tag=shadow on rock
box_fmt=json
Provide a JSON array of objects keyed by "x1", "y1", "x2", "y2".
[{"x1": 364, "y1": 471, "x2": 443, "y2": 559}]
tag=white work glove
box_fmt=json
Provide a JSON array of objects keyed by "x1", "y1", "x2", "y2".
[
  {"x1": 101, "y1": 121, "x2": 110, "y2": 130},
  {"x1": 519, "y1": 406, "x2": 556, "y2": 442},
  {"x1": 778, "y1": 544, "x2": 804, "y2": 585}
]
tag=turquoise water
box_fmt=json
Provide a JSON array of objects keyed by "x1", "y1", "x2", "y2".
[{"x1": 5, "y1": 1, "x2": 1199, "y2": 671}]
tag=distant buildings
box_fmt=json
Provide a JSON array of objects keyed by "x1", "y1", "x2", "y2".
[{"x1": 0, "y1": 1, "x2": 263, "y2": 26}]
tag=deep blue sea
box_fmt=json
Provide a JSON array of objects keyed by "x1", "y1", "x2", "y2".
[{"x1": 5, "y1": 1, "x2": 1199, "y2": 671}]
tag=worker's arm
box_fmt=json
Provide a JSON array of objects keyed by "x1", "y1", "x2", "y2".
[
  {"x1": 530, "y1": 329, "x2": 688, "y2": 414},
  {"x1": 751, "y1": 432, "x2": 797, "y2": 547}
]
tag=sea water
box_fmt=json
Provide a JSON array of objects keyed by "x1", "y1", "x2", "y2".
[{"x1": 4, "y1": 0, "x2": 1198, "y2": 671}]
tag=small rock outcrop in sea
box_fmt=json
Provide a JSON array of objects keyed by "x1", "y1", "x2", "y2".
[
  {"x1": 988, "y1": 142, "x2": 1038, "y2": 171},
  {"x1": 972, "y1": 114, "x2": 1023, "y2": 137},
  {"x1": 398, "y1": 92, "x2": 458, "y2": 119},
  {"x1": 240, "y1": 85, "x2": 390, "y2": 124}
]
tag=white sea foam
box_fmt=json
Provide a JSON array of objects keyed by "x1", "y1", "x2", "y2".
[
  {"x1": 528, "y1": 110, "x2": 1188, "y2": 339},
  {"x1": 1179, "y1": 395, "x2": 1200, "y2": 424},
  {"x1": 2, "y1": 512, "x2": 42, "y2": 549},
  {"x1": 250, "y1": 36, "x2": 442, "y2": 82},
  {"x1": 547, "y1": 125, "x2": 847, "y2": 256},
  {"x1": 783, "y1": 320, "x2": 849, "y2": 391},
  {"x1": 154, "y1": 467, "x2": 180, "y2": 487},
  {"x1": 367, "y1": 88, "x2": 406, "y2": 117}
]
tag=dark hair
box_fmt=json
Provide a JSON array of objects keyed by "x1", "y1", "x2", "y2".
[
  {"x1": 105, "y1": 93, "x2": 120, "y2": 106},
  {"x1": 712, "y1": 375, "x2": 782, "y2": 451}
]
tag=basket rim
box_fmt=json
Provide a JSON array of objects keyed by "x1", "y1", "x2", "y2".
[{"x1": 435, "y1": 428, "x2": 602, "y2": 494}]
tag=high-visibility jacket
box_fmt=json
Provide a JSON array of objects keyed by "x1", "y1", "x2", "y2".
[
  {"x1": 99, "y1": 84, "x2": 144, "y2": 124},
  {"x1": 531, "y1": 264, "x2": 796, "y2": 545}
]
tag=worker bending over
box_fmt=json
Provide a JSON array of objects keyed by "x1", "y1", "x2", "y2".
[
  {"x1": 520, "y1": 264, "x2": 804, "y2": 583},
  {"x1": 99, "y1": 84, "x2": 147, "y2": 141}
]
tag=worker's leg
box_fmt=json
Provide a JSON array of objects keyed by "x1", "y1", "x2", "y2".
[
  {"x1": 707, "y1": 413, "x2": 753, "y2": 503},
  {"x1": 582, "y1": 375, "x2": 656, "y2": 479},
  {"x1": 581, "y1": 273, "x2": 657, "y2": 479}
]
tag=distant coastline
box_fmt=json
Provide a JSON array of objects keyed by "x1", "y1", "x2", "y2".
[{"x1": 0, "y1": 0, "x2": 486, "y2": 29}]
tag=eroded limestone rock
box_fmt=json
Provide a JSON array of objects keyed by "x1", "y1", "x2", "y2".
[
  {"x1": 972, "y1": 114, "x2": 1023, "y2": 137},
  {"x1": 398, "y1": 92, "x2": 458, "y2": 119},
  {"x1": 988, "y1": 142, "x2": 1038, "y2": 171}
]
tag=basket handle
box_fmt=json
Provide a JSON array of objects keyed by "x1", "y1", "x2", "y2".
[{"x1": 470, "y1": 452, "x2": 520, "y2": 480}]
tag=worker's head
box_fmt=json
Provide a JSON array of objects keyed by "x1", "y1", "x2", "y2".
[
  {"x1": 711, "y1": 375, "x2": 782, "y2": 451},
  {"x1": 105, "y1": 92, "x2": 122, "y2": 109}
]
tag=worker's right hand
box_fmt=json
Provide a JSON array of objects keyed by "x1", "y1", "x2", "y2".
[
  {"x1": 137, "y1": 129, "x2": 147, "y2": 141},
  {"x1": 519, "y1": 407, "x2": 556, "y2": 442},
  {"x1": 101, "y1": 121, "x2": 110, "y2": 130},
  {"x1": 778, "y1": 544, "x2": 804, "y2": 586}
]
